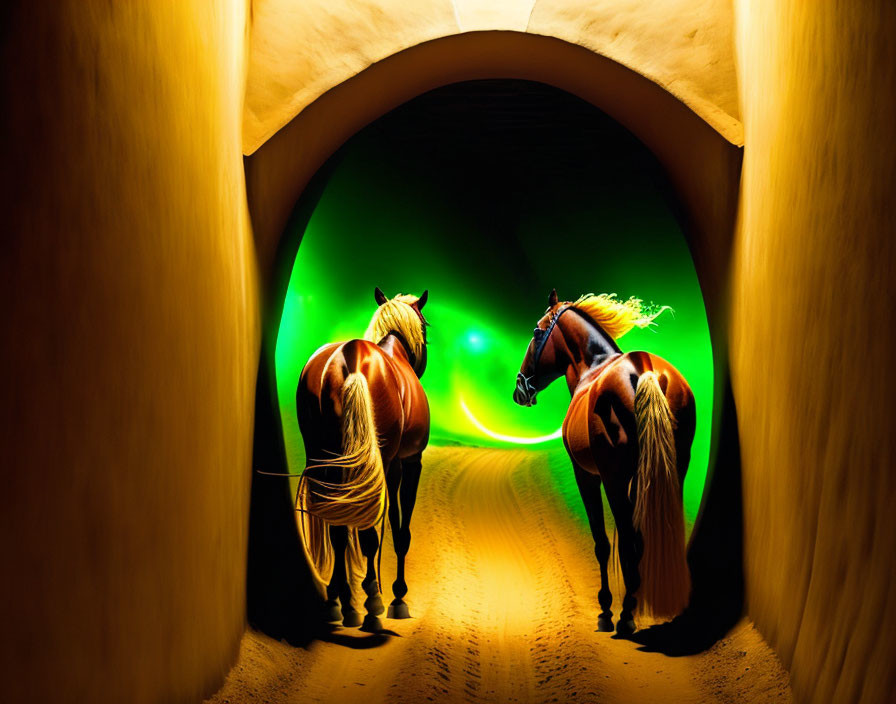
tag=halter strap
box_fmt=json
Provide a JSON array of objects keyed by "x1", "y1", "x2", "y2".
[{"x1": 532, "y1": 304, "x2": 572, "y2": 372}]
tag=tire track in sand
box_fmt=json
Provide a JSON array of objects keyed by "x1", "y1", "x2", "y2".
[{"x1": 442, "y1": 447, "x2": 542, "y2": 702}]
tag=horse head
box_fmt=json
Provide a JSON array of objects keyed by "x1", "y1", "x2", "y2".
[{"x1": 513, "y1": 288, "x2": 570, "y2": 406}]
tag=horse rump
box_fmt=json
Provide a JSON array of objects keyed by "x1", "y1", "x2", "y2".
[{"x1": 632, "y1": 371, "x2": 690, "y2": 619}]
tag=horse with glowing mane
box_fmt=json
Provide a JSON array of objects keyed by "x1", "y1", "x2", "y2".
[
  {"x1": 296, "y1": 288, "x2": 430, "y2": 632},
  {"x1": 513, "y1": 290, "x2": 695, "y2": 635}
]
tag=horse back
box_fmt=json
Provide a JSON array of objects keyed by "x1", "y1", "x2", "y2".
[{"x1": 563, "y1": 352, "x2": 695, "y2": 482}]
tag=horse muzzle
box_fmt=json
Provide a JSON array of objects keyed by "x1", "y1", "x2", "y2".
[{"x1": 513, "y1": 373, "x2": 538, "y2": 406}]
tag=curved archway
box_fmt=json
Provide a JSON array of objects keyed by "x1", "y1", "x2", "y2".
[
  {"x1": 242, "y1": 2, "x2": 742, "y2": 155},
  {"x1": 277, "y1": 78, "x2": 715, "y2": 519},
  {"x1": 247, "y1": 30, "x2": 744, "y2": 643},
  {"x1": 248, "y1": 33, "x2": 741, "y2": 317}
]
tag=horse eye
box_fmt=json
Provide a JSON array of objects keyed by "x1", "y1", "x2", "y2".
[{"x1": 533, "y1": 328, "x2": 546, "y2": 340}]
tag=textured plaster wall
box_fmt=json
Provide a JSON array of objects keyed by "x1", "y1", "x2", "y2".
[
  {"x1": 527, "y1": 0, "x2": 740, "y2": 143},
  {"x1": 0, "y1": 2, "x2": 257, "y2": 702},
  {"x1": 733, "y1": 2, "x2": 896, "y2": 702},
  {"x1": 242, "y1": 0, "x2": 742, "y2": 154}
]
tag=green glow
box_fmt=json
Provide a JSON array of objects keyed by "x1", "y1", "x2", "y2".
[{"x1": 274, "y1": 101, "x2": 714, "y2": 524}]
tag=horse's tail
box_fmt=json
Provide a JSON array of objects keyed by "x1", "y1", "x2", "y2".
[
  {"x1": 298, "y1": 371, "x2": 385, "y2": 584},
  {"x1": 632, "y1": 371, "x2": 690, "y2": 619}
]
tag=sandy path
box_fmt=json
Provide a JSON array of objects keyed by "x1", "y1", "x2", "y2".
[{"x1": 206, "y1": 446, "x2": 791, "y2": 704}]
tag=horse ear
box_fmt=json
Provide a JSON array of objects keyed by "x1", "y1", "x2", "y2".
[
  {"x1": 548, "y1": 288, "x2": 559, "y2": 307},
  {"x1": 374, "y1": 287, "x2": 388, "y2": 306},
  {"x1": 417, "y1": 290, "x2": 428, "y2": 310}
]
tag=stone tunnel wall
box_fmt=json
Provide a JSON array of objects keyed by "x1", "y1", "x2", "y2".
[
  {"x1": 732, "y1": 2, "x2": 896, "y2": 702},
  {"x1": 0, "y1": 2, "x2": 257, "y2": 702}
]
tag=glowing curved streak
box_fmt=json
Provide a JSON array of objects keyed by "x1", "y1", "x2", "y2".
[{"x1": 460, "y1": 398, "x2": 563, "y2": 445}]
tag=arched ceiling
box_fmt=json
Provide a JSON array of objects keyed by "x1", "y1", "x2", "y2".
[{"x1": 243, "y1": 0, "x2": 742, "y2": 154}]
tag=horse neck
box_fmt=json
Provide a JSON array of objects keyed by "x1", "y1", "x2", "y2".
[
  {"x1": 556, "y1": 309, "x2": 620, "y2": 392},
  {"x1": 379, "y1": 332, "x2": 418, "y2": 373}
]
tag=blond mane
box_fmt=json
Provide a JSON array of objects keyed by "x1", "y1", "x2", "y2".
[
  {"x1": 363, "y1": 293, "x2": 426, "y2": 359},
  {"x1": 571, "y1": 293, "x2": 670, "y2": 339}
]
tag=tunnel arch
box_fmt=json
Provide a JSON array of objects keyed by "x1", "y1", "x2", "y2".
[
  {"x1": 247, "y1": 32, "x2": 741, "y2": 303},
  {"x1": 242, "y1": 1, "x2": 742, "y2": 156},
  {"x1": 246, "y1": 30, "x2": 744, "y2": 643},
  {"x1": 276, "y1": 78, "x2": 715, "y2": 513}
]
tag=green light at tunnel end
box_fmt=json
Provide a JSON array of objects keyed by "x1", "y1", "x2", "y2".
[{"x1": 273, "y1": 117, "x2": 714, "y2": 526}]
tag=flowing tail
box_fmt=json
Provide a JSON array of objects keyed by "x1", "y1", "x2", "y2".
[
  {"x1": 633, "y1": 371, "x2": 690, "y2": 619},
  {"x1": 298, "y1": 372, "x2": 386, "y2": 585}
]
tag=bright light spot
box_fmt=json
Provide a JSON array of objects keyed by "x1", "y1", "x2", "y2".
[
  {"x1": 460, "y1": 397, "x2": 563, "y2": 445},
  {"x1": 467, "y1": 332, "x2": 483, "y2": 349}
]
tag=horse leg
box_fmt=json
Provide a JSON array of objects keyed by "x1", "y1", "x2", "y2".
[
  {"x1": 385, "y1": 458, "x2": 403, "y2": 616},
  {"x1": 606, "y1": 487, "x2": 643, "y2": 636},
  {"x1": 318, "y1": 513, "x2": 341, "y2": 622},
  {"x1": 328, "y1": 524, "x2": 362, "y2": 627},
  {"x1": 388, "y1": 452, "x2": 421, "y2": 619},
  {"x1": 324, "y1": 582, "x2": 342, "y2": 623},
  {"x1": 358, "y1": 525, "x2": 385, "y2": 632},
  {"x1": 573, "y1": 463, "x2": 614, "y2": 631}
]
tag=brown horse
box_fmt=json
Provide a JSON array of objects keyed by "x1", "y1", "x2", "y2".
[
  {"x1": 296, "y1": 288, "x2": 430, "y2": 632},
  {"x1": 513, "y1": 289, "x2": 695, "y2": 635}
]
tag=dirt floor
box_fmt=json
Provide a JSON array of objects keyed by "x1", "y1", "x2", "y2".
[{"x1": 206, "y1": 446, "x2": 792, "y2": 704}]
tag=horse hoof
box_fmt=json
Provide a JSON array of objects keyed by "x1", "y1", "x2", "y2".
[
  {"x1": 325, "y1": 602, "x2": 342, "y2": 623},
  {"x1": 616, "y1": 618, "x2": 636, "y2": 636},
  {"x1": 387, "y1": 601, "x2": 411, "y2": 619},
  {"x1": 596, "y1": 615, "x2": 614, "y2": 632},
  {"x1": 342, "y1": 610, "x2": 363, "y2": 628},
  {"x1": 364, "y1": 594, "x2": 385, "y2": 616},
  {"x1": 359, "y1": 615, "x2": 384, "y2": 633}
]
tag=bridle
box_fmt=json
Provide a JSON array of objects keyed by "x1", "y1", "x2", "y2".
[
  {"x1": 518, "y1": 304, "x2": 571, "y2": 395},
  {"x1": 404, "y1": 301, "x2": 429, "y2": 341},
  {"x1": 409, "y1": 305, "x2": 430, "y2": 375},
  {"x1": 532, "y1": 304, "x2": 571, "y2": 371}
]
